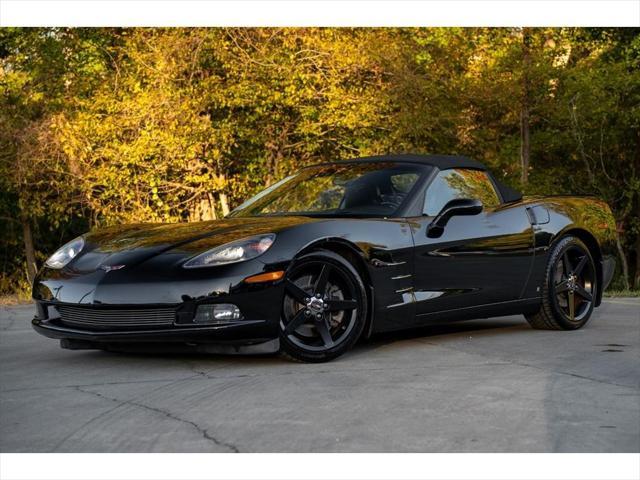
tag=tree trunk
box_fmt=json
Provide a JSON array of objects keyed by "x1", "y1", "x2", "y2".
[
  {"x1": 634, "y1": 139, "x2": 640, "y2": 290},
  {"x1": 520, "y1": 109, "x2": 530, "y2": 184},
  {"x1": 194, "y1": 193, "x2": 217, "y2": 221},
  {"x1": 219, "y1": 193, "x2": 230, "y2": 217},
  {"x1": 188, "y1": 200, "x2": 198, "y2": 222},
  {"x1": 615, "y1": 233, "x2": 630, "y2": 291},
  {"x1": 520, "y1": 28, "x2": 532, "y2": 185},
  {"x1": 634, "y1": 228, "x2": 640, "y2": 290},
  {"x1": 21, "y1": 214, "x2": 37, "y2": 285},
  {"x1": 207, "y1": 193, "x2": 218, "y2": 220}
]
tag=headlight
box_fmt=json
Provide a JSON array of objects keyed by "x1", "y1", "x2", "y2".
[
  {"x1": 45, "y1": 236, "x2": 85, "y2": 269},
  {"x1": 183, "y1": 234, "x2": 275, "y2": 268}
]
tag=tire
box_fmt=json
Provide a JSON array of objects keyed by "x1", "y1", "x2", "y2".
[
  {"x1": 525, "y1": 235, "x2": 597, "y2": 330},
  {"x1": 279, "y1": 250, "x2": 368, "y2": 363}
]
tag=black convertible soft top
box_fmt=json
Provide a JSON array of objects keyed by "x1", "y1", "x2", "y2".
[
  {"x1": 347, "y1": 153, "x2": 486, "y2": 171},
  {"x1": 339, "y1": 154, "x2": 522, "y2": 203}
]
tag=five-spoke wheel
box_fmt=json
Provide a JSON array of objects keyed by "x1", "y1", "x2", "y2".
[
  {"x1": 279, "y1": 250, "x2": 367, "y2": 362},
  {"x1": 526, "y1": 236, "x2": 597, "y2": 330},
  {"x1": 552, "y1": 245, "x2": 595, "y2": 322}
]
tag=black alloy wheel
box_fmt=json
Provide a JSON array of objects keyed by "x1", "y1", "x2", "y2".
[
  {"x1": 526, "y1": 236, "x2": 597, "y2": 330},
  {"x1": 551, "y1": 244, "x2": 595, "y2": 322},
  {"x1": 279, "y1": 250, "x2": 367, "y2": 362}
]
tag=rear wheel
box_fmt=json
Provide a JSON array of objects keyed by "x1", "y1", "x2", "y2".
[
  {"x1": 279, "y1": 250, "x2": 367, "y2": 362},
  {"x1": 526, "y1": 236, "x2": 597, "y2": 330}
]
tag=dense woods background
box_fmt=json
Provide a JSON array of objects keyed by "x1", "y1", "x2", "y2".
[{"x1": 1, "y1": 27, "x2": 639, "y2": 298}]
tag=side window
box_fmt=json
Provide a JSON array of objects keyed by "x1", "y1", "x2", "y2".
[{"x1": 423, "y1": 169, "x2": 500, "y2": 216}]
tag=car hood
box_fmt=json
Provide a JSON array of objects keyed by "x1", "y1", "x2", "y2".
[{"x1": 70, "y1": 216, "x2": 319, "y2": 272}]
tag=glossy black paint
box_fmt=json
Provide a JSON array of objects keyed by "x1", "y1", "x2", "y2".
[
  {"x1": 410, "y1": 201, "x2": 536, "y2": 319},
  {"x1": 426, "y1": 198, "x2": 484, "y2": 238},
  {"x1": 32, "y1": 155, "x2": 618, "y2": 351}
]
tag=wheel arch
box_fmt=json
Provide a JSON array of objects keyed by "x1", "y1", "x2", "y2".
[
  {"x1": 294, "y1": 237, "x2": 376, "y2": 339},
  {"x1": 558, "y1": 228, "x2": 604, "y2": 306}
]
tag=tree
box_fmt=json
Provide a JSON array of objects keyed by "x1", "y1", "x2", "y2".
[{"x1": 1, "y1": 27, "x2": 639, "y2": 297}]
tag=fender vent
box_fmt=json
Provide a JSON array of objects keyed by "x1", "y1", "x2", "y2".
[{"x1": 56, "y1": 305, "x2": 176, "y2": 330}]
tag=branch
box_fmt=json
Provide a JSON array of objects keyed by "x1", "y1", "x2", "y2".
[{"x1": 568, "y1": 94, "x2": 595, "y2": 185}]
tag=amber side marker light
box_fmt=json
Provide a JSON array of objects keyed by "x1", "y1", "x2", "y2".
[{"x1": 244, "y1": 270, "x2": 285, "y2": 284}]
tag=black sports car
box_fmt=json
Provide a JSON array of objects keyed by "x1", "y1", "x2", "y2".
[{"x1": 32, "y1": 154, "x2": 617, "y2": 362}]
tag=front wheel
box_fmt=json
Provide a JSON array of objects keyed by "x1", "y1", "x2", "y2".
[
  {"x1": 526, "y1": 236, "x2": 597, "y2": 330},
  {"x1": 279, "y1": 250, "x2": 367, "y2": 363}
]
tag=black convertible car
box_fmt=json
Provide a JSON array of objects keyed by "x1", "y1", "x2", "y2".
[{"x1": 32, "y1": 154, "x2": 617, "y2": 362}]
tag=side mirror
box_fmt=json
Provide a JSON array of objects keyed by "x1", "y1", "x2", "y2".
[{"x1": 427, "y1": 198, "x2": 483, "y2": 238}]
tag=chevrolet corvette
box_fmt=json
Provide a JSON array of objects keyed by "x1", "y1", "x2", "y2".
[{"x1": 32, "y1": 154, "x2": 617, "y2": 362}]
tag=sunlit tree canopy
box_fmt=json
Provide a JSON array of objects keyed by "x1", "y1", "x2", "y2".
[{"x1": 1, "y1": 27, "x2": 639, "y2": 296}]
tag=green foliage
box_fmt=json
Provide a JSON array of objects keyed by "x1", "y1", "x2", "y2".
[
  {"x1": 604, "y1": 290, "x2": 640, "y2": 298},
  {"x1": 1, "y1": 27, "x2": 639, "y2": 296}
]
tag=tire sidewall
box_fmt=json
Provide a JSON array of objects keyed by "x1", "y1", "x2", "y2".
[{"x1": 279, "y1": 250, "x2": 368, "y2": 362}]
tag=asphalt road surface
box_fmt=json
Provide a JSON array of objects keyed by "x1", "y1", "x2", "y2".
[{"x1": 1, "y1": 299, "x2": 638, "y2": 453}]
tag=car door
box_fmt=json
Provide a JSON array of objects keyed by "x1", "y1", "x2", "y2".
[{"x1": 408, "y1": 168, "x2": 535, "y2": 320}]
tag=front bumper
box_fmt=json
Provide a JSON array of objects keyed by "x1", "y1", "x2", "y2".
[{"x1": 31, "y1": 275, "x2": 285, "y2": 349}]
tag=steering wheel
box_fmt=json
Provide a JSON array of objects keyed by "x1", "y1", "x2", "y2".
[{"x1": 378, "y1": 187, "x2": 405, "y2": 209}]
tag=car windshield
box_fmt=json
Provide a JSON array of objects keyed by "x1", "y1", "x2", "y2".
[{"x1": 229, "y1": 162, "x2": 428, "y2": 218}]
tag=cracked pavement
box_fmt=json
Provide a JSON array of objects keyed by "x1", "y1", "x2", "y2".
[{"x1": 1, "y1": 299, "x2": 638, "y2": 452}]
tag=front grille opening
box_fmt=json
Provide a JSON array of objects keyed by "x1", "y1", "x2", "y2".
[{"x1": 55, "y1": 305, "x2": 177, "y2": 331}]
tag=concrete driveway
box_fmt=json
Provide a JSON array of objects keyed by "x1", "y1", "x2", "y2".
[{"x1": 1, "y1": 299, "x2": 638, "y2": 452}]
